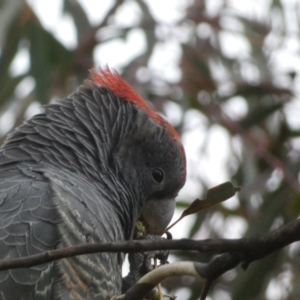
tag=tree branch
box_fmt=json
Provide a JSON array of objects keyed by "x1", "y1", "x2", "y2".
[
  {"x1": 120, "y1": 215, "x2": 300, "y2": 300},
  {"x1": 0, "y1": 219, "x2": 299, "y2": 299},
  {"x1": 0, "y1": 218, "x2": 299, "y2": 271}
]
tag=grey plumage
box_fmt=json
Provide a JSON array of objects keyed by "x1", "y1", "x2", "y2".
[{"x1": 0, "y1": 73, "x2": 186, "y2": 300}]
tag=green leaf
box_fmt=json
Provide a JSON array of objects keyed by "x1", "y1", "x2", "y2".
[
  {"x1": 166, "y1": 182, "x2": 240, "y2": 231},
  {"x1": 23, "y1": 9, "x2": 72, "y2": 104}
]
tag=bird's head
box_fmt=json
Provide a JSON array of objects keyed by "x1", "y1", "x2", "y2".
[{"x1": 91, "y1": 68, "x2": 186, "y2": 235}]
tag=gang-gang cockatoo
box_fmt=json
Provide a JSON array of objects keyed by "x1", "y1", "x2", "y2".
[{"x1": 0, "y1": 68, "x2": 186, "y2": 300}]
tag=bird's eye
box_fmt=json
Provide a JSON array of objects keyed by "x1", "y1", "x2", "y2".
[{"x1": 152, "y1": 168, "x2": 164, "y2": 183}]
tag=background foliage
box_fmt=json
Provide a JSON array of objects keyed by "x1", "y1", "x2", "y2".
[{"x1": 1, "y1": 0, "x2": 300, "y2": 299}]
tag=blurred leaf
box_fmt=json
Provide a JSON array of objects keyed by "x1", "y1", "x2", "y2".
[
  {"x1": 22, "y1": 6, "x2": 73, "y2": 103},
  {"x1": 175, "y1": 200, "x2": 192, "y2": 209},
  {"x1": 234, "y1": 83, "x2": 293, "y2": 99},
  {"x1": 63, "y1": 0, "x2": 90, "y2": 40},
  {"x1": 0, "y1": 74, "x2": 27, "y2": 105},
  {"x1": 0, "y1": 5, "x2": 23, "y2": 105},
  {"x1": 239, "y1": 102, "x2": 283, "y2": 128}
]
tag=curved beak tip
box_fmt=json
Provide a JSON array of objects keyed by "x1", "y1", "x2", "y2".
[{"x1": 141, "y1": 198, "x2": 175, "y2": 235}]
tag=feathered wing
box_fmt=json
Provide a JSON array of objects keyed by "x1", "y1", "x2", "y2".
[
  {"x1": 45, "y1": 168, "x2": 125, "y2": 300},
  {"x1": 0, "y1": 163, "x2": 125, "y2": 300},
  {"x1": 0, "y1": 165, "x2": 59, "y2": 300}
]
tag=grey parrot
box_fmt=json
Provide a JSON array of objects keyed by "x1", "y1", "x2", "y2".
[{"x1": 0, "y1": 68, "x2": 186, "y2": 300}]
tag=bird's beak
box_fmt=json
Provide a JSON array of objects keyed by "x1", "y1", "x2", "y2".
[{"x1": 141, "y1": 198, "x2": 175, "y2": 235}]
